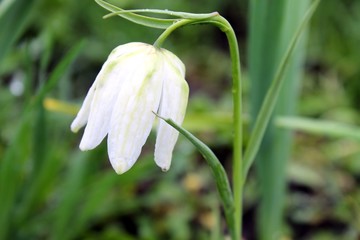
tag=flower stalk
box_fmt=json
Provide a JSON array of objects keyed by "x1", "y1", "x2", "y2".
[
  {"x1": 153, "y1": 14, "x2": 243, "y2": 240},
  {"x1": 220, "y1": 18, "x2": 243, "y2": 240},
  {"x1": 153, "y1": 19, "x2": 192, "y2": 48}
]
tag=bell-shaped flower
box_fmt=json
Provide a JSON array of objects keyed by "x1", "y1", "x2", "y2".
[{"x1": 71, "y1": 42, "x2": 189, "y2": 174}]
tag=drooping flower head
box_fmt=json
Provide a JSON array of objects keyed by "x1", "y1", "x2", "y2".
[{"x1": 71, "y1": 42, "x2": 189, "y2": 174}]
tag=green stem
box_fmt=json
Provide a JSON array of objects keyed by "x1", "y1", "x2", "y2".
[
  {"x1": 153, "y1": 19, "x2": 192, "y2": 47},
  {"x1": 154, "y1": 14, "x2": 242, "y2": 240},
  {"x1": 224, "y1": 19, "x2": 242, "y2": 240},
  {"x1": 209, "y1": 16, "x2": 242, "y2": 240}
]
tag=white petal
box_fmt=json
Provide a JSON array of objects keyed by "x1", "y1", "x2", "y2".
[
  {"x1": 154, "y1": 51, "x2": 189, "y2": 171},
  {"x1": 108, "y1": 48, "x2": 163, "y2": 174},
  {"x1": 108, "y1": 42, "x2": 149, "y2": 61},
  {"x1": 71, "y1": 43, "x2": 147, "y2": 136},
  {"x1": 70, "y1": 84, "x2": 95, "y2": 133},
  {"x1": 160, "y1": 48, "x2": 186, "y2": 76},
  {"x1": 79, "y1": 49, "x2": 145, "y2": 151}
]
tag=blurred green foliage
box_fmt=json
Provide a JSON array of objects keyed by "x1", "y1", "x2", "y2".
[
  {"x1": 0, "y1": 0, "x2": 359, "y2": 239},
  {"x1": 248, "y1": 1, "x2": 311, "y2": 239}
]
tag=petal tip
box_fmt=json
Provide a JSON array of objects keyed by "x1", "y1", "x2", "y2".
[
  {"x1": 110, "y1": 157, "x2": 130, "y2": 175},
  {"x1": 155, "y1": 153, "x2": 172, "y2": 173},
  {"x1": 79, "y1": 143, "x2": 90, "y2": 151},
  {"x1": 79, "y1": 138, "x2": 98, "y2": 151},
  {"x1": 70, "y1": 123, "x2": 79, "y2": 133},
  {"x1": 70, "y1": 117, "x2": 86, "y2": 133}
]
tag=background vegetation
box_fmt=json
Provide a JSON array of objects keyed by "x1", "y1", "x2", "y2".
[{"x1": 0, "y1": 0, "x2": 359, "y2": 239}]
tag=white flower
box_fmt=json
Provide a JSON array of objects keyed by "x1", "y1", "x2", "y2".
[{"x1": 71, "y1": 42, "x2": 189, "y2": 174}]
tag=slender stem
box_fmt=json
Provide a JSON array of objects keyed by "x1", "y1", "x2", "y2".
[
  {"x1": 217, "y1": 16, "x2": 243, "y2": 240},
  {"x1": 153, "y1": 19, "x2": 192, "y2": 47},
  {"x1": 204, "y1": 15, "x2": 243, "y2": 239},
  {"x1": 154, "y1": 15, "x2": 242, "y2": 240}
]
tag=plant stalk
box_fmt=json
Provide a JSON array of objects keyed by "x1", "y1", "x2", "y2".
[
  {"x1": 201, "y1": 15, "x2": 243, "y2": 239},
  {"x1": 155, "y1": 13, "x2": 243, "y2": 240},
  {"x1": 215, "y1": 16, "x2": 243, "y2": 240}
]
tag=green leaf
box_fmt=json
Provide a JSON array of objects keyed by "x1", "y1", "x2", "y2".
[
  {"x1": 96, "y1": 0, "x2": 218, "y2": 29},
  {"x1": 276, "y1": 116, "x2": 360, "y2": 141},
  {"x1": 248, "y1": 1, "x2": 312, "y2": 239},
  {"x1": 154, "y1": 113, "x2": 235, "y2": 239},
  {"x1": 0, "y1": 0, "x2": 38, "y2": 64},
  {"x1": 32, "y1": 41, "x2": 84, "y2": 108},
  {"x1": 243, "y1": 0, "x2": 320, "y2": 181},
  {"x1": 95, "y1": 0, "x2": 173, "y2": 29},
  {"x1": 0, "y1": 0, "x2": 15, "y2": 17},
  {"x1": 104, "y1": 9, "x2": 218, "y2": 21},
  {"x1": 0, "y1": 41, "x2": 84, "y2": 240}
]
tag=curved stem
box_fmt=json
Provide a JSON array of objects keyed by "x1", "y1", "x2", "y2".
[
  {"x1": 228, "y1": 25, "x2": 242, "y2": 240},
  {"x1": 213, "y1": 16, "x2": 243, "y2": 240},
  {"x1": 183, "y1": 15, "x2": 243, "y2": 239},
  {"x1": 153, "y1": 15, "x2": 242, "y2": 240},
  {"x1": 153, "y1": 19, "x2": 192, "y2": 48}
]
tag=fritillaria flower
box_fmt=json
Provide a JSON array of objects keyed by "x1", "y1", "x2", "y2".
[{"x1": 71, "y1": 42, "x2": 189, "y2": 174}]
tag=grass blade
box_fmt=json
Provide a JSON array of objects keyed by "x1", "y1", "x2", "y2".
[
  {"x1": 0, "y1": 0, "x2": 38, "y2": 63},
  {"x1": 244, "y1": 0, "x2": 319, "y2": 187},
  {"x1": 277, "y1": 116, "x2": 360, "y2": 141},
  {"x1": 0, "y1": 41, "x2": 83, "y2": 240},
  {"x1": 246, "y1": 1, "x2": 319, "y2": 238}
]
